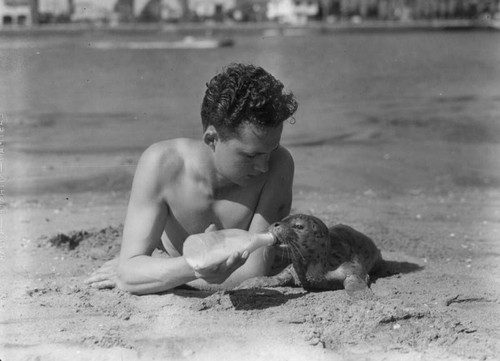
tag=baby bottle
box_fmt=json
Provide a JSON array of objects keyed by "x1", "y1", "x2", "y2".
[{"x1": 183, "y1": 229, "x2": 275, "y2": 270}]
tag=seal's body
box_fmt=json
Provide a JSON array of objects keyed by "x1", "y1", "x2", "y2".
[{"x1": 239, "y1": 214, "x2": 383, "y2": 297}]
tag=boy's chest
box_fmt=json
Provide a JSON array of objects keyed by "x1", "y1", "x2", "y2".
[{"x1": 166, "y1": 181, "x2": 263, "y2": 234}]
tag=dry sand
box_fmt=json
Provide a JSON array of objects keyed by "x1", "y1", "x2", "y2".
[{"x1": 2, "y1": 98, "x2": 500, "y2": 360}]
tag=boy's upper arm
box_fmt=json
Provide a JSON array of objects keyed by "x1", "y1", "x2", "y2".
[
  {"x1": 119, "y1": 143, "x2": 178, "y2": 260},
  {"x1": 248, "y1": 146, "x2": 294, "y2": 233}
]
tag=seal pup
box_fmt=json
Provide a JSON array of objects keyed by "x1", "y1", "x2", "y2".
[{"x1": 238, "y1": 214, "x2": 384, "y2": 298}]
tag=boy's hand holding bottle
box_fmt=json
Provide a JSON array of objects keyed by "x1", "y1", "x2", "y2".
[{"x1": 183, "y1": 224, "x2": 276, "y2": 284}]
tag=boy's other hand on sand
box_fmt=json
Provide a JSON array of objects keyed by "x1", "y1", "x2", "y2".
[{"x1": 84, "y1": 258, "x2": 118, "y2": 289}]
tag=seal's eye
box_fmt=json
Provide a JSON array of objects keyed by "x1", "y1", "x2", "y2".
[{"x1": 293, "y1": 223, "x2": 304, "y2": 230}]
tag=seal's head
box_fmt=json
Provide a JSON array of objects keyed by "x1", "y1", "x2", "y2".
[{"x1": 268, "y1": 214, "x2": 329, "y2": 263}]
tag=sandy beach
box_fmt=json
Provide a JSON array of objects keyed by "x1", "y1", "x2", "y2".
[{"x1": 3, "y1": 90, "x2": 500, "y2": 360}]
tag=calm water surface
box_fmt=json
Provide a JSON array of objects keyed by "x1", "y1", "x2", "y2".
[{"x1": 2, "y1": 30, "x2": 499, "y2": 153}]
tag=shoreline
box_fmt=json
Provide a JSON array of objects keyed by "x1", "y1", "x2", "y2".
[{"x1": 0, "y1": 19, "x2": 498, "y2": 38}]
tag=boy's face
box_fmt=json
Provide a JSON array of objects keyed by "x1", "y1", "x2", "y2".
[{"x1": 212, "y1": 122, "x2": 283, "y2": 187}]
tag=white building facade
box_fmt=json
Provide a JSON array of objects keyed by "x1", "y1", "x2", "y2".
[
  {"x1": 0, "y1": 0, "x2": 32, "y2": 26},
  {"x1": 267, "y1": 0, "x2": 319, "y2": 24}
]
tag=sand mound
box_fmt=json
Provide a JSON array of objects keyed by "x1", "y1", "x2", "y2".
[{"x1": 43, "y1": 225, "x2": 123, "y2": 261}]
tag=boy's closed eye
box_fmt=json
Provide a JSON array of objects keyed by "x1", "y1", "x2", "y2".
[{"x1": 244, "y1": 145, "x2": 279, "y2": 159}]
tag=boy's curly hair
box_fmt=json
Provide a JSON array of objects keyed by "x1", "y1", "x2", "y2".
[{"x1": 201, "y1": 63, "x2": 298, "y2": 140}]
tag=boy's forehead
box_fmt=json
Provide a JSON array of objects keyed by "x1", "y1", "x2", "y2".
[{"x1": 232, "y1": 123, "x2": 282, "y2": 150}]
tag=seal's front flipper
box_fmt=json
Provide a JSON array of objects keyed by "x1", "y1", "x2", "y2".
[
  {"x1": 235, "y1": 265, "x2": 295, "y2": 290},
  {"x1": 344, "y1": 274, "x2": 374, "y2": 299}
]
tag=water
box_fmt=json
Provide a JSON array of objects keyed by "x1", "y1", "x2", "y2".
[
  {"x1": 2, "y1": 30, "x2": 499, "y2": 155},
  {"x1": 2, "y1": 31, "x2": 500, "y2": 146}
]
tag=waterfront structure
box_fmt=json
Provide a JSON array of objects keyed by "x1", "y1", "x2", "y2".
[
  {"x1": 0, "y1": 0, "x2": 31, "y2": 26},
  {"x1": 71, "y1": 0, "x2": 117, "y2": 23},
  {"x1": 38, "y1": 0, "x2": 69, "y2": 15},
  {"x1": 267, "y1": 0, "x2": 320, "y2": 24},
  {"x1": 3, "y1": 0, "x2": 498, "y2": 26},
  {"x1": 323, "y1": 0, "x2": 499, "y2": 20},
  {"x1": 188, "y1": 0, "x2": 235, "y2": 21},
  {"x1": 135, "y1": 0, "x2": 188, "y2": 22},
  {"x1": 231, "y1": 0, "x2": 267, "y2": 21},
  {"x1": 166, "y1": 0, "x2": 500, "y2": 23}
]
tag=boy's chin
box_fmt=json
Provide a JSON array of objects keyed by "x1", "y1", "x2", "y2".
[{"x1": 240, "y1": 173, "x2": 265, "y2": 185}]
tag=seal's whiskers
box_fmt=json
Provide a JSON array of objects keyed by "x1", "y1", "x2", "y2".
[{"x1": 289, "y1": 241, "x2": 306, "y2": 263}]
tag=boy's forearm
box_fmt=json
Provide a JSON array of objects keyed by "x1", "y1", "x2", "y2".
[{"x1": 117, "y1": 255, "x2": 197, "y2": 295}]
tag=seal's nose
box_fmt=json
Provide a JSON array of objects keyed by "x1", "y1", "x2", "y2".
[{"x1": 268, "y1": 222, "x2": 281, "y2": 233}]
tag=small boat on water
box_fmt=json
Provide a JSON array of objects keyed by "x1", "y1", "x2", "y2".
[{"x1": 90, "y1": 36, "x2": 234, "y2": 50}]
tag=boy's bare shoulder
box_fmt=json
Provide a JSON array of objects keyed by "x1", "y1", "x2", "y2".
[
  {"x1": 137, "y1": 138, "x2": 201, "y2": 182},
  {"x1": 270, "y1": 145, "x2": 294, "y2": 174}
]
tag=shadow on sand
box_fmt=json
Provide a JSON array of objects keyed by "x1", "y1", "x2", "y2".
[
  {"x1": 372, "y1": 259, "x2": 424, "y2": 283},
  {"x1": 176, "y1": 287, "x2": 306, "y2": 311},
  {"x1": 177, "y1": 259, "x2": 423, "y2": 311}
]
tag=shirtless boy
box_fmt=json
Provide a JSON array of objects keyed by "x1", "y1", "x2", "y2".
[{"x1": 85, "y1": 63, "x2": 298, "y2": 294}]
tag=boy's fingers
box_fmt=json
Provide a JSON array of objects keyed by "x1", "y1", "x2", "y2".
[
  {"x1": 84, "y1": 276, "x2": 99, "y2": 284},
  {"x1": 90, "y1": 269, "x2": 108, "y2": 277},
  {"x1": 84, "y1": 274, "x2": 110, "y2": 284},
  {"x1": 87, "y1": 260, "x2": 117, "y2": 276},
  {"x1": 204, "y1": 224, "x2": 217, "y2": 233},
  {"x1": 225, "y1": 252, "x2": 241, "y2": 268},
  {"x1": 99, "y1": 258, "x2": 118, "y2": 268},
  {"x1": 194, "y1": 251, "x2": 248, "y2": 283},
  {"x1": 90, "y1": 280, "x2": 116, "y2": 289},
  {"x1": 224, "y1": 252, "x2": 247, "y2": 273}
]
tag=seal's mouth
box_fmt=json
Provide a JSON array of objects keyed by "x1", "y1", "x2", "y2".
[
  {"x1": 268, "y1": 226, "x2": 304, "y2": 262},
  {"x1": 269, "y1": 229, "x2": 289, "y2": 247},
  {"x1": 275, "y1": 236, "x2": 290, "y2": 249}
]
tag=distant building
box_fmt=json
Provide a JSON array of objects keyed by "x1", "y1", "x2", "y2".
[
  {"x1": 134, "y1": 0, "x2": 188, "y2": 22},
  {"x1": 71, "y1": 0, "x2": 118, "y2": 24},
  {"x1": 134, "y1": 0, "x2": 159, "y2": 21},
  {"x1": 36, "y1": 0, "x2": 71, "y2": 23},
  {"x1": 38, "y1": 0, "x2": 69, "y2": 15},
  {"x1": 0, "y1": 0, "x2": 31, "y2": 26},
  {"x1": 320, "y1": 0, "x2": 500, "y2": 21},
  {"x1": 232, "y1": 0, "x2": 268, "y2": 22},
  {"x1": 267, "y1": 0, "x2": 320, "y2": 24},
  {"x1": 161, "y1": 0, "x2": 184, "y2": 21},
  {"x1": 188, "y1": 0, "x2": 235, "y2": 21},
  {"x1": 114, "y1": 0, "x2": 134, "y2": 22}
]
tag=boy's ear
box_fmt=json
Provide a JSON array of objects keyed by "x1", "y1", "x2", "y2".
[{"x1": 203, "y1": 126, "x2": 218, "y2": 150}]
